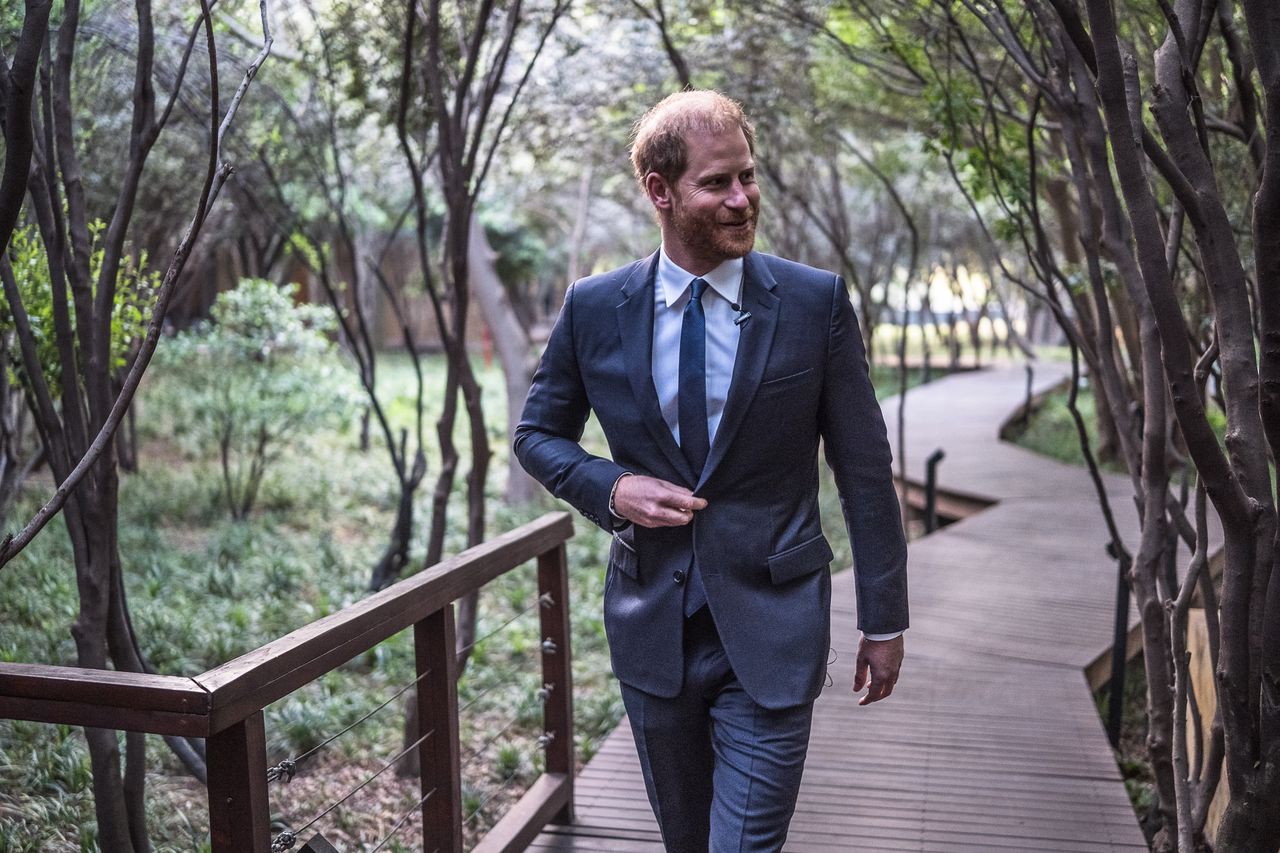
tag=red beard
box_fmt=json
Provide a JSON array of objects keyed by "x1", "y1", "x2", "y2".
[{"x1": 669, "y1": 197, "x2": 759, "y2": 266}]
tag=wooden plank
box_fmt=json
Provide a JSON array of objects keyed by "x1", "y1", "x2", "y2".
[
  {"x1": 0, "y1": 696, "x2": 208, "y2": 736},
  {"x1": 207, "y1": 710, "x2": 270, "y2": 853},
  {"x1": 472, "y1": 773, "x2": 572, "y2": 853},
  {"x1": 0, "y1": 663, "x2": 207, "y2": 710},
  {"x1": 538, "y1": 543, "x2": 575, "y2": 824},
  {"x1": 418, "y1": 605, "x2": 463, "y2": 853},
  {"x1": 1084, "y1": 621, "x2": 1145, "y2": 690},
  {"x1": 195, "y1": 512, "x2": 573, "y2": 733},
  {"x1": 0, "y1": 664, "x2": 210, "y2": 735},
  {"x1": 0, "y1": 663, "x2": 208, "y2": 714}
]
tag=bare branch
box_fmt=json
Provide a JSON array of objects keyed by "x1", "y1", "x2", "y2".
[
  {"x1": 0, "y1": 0, "x2": 274, "y2": 568},
  {"x1": 629, "y1": 0, "x2": 692, "y2": 88},
  {"x1": 472, "y1": 0, "x2": 570, "y2": 200}
]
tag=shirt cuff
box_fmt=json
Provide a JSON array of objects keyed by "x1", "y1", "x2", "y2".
[
  {"x1": 862, "y1": 630, "x2": 904, "y2": 642},
  {"x1": 608, "y1": 472, "x2": 633, "y2": 529}
]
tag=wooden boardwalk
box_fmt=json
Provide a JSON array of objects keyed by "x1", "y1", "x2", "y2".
[{"x1": 531, "y1": 362, "x2": 1150, "y2": 851}]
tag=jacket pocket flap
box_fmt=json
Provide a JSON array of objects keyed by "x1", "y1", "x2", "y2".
[
  {"x1": 758, "y1": 367, "x2": 815, "y2": 395},
  {"x1": 767, "y1": 534, "x2": 834, "y2": 585},
  {"x1": 610, "y1": 531, "x2": 638, "y2": 579}
]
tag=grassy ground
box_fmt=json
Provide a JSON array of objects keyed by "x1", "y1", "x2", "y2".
[
  {"x1": 0, "y1": 353, "x2": 918, "y2": 852},
  {"x1": 1004, "y1": 378, "x2": 1106, "y2": 467}
]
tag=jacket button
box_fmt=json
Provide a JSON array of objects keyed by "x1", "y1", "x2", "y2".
[{"x1": 672, "y1": 570, "x2": 685, "y2": 584}]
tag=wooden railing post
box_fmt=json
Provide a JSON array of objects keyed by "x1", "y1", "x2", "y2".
[
  {"x1": 538, "y1": 542, "x2": 575, "y2": 824},
  {"x1": 207, "y1": 711, "x2": 271, "y2": 853},
  {"x1": 417, "y1": 604, "x2": 463, "y2": 853}
]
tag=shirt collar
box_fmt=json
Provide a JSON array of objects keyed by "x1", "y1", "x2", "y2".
[{"x1": 656, "y1": 247, "x2": 743, "y2": 309}]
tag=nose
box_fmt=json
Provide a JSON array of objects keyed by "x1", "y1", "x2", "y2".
[{"x1": 725, "y1": 180, "x2": 749, "y2": 210}]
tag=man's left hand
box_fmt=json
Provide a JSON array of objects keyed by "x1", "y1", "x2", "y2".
[{"x1": 853, "y1": 634, "x2": 904, "y2": 706}]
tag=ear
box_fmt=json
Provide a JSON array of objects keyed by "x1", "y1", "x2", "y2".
[{"x1": 644, "y1": 172, "x2": 675, "y2": 212}]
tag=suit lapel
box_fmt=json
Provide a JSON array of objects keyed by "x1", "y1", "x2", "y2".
[
  {"x1": 697, "y1": 252, "x2": 780, "y2": 490},
  {"x1": 616, "y1": 252, "x2": 698, "y2": 486}
]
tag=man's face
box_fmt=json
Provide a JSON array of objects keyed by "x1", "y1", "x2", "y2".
[{"x1": 647, "y1": 126, "x2": 760, "y2": 274}]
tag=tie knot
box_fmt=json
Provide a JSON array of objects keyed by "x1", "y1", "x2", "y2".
[{"x1": 690, "y1": 278, "x2": 708, "y2": 303}]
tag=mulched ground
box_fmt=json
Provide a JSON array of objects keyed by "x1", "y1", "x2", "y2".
[{"x1": 153, "y1": 734, "x2": 541, "y2": 851}]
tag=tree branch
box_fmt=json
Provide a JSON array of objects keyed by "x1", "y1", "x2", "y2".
[
  {"x1": 0, "y1": 0, "x2": 274, "y2": 567},
  {"x1": 0, "y1": 1, "x2": 52, "y2": 256}
]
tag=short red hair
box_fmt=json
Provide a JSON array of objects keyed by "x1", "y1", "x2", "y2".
[{"x1": 629, "y1": 91, "x2": 756, "y2": 187}]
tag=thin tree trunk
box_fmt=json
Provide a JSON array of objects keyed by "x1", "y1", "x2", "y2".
[{"x1": 468, "y1": 218, "x2": 539, "y2": 505}]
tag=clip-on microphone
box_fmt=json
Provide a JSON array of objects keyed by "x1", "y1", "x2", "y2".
[{"x1": 729, "y1": 302, "x2": 752, "y2": 327}]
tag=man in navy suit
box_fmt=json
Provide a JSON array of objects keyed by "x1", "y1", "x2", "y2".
[{"x1": 515, "y1": 91, "x2": 908, "y2": 852}]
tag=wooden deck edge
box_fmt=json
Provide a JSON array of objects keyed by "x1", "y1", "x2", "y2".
[
  {"x1": 1082, "y1": 547, "x2": 1226, "y2": 691},
  {"x1": 1084, "y1": 622, "x2": 1146, "y2": 692},
  {"x1": 896, "y1": 477, "x2": 996, "y2": 521},
  {"x1": 993, "y1": 370, "x2": 1072, "y2": 443},
  {"x1": 472, "y1": 772, "x2": 572, "y2": 853}
]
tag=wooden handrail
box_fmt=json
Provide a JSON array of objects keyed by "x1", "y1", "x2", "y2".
[
  {"x1": 195, "y1": 512, "x2": 573, "y2": 734},
  {"x1": 0, "y1": 663, "x2": 209, "y2": 736},
  {"x1": 0, "y1": 511, "x2": 578, "y2": 852}
]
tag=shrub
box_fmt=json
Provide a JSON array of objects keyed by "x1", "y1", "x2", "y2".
[{"x1": 155, "y1": 280, "x2": 359, "y2": 519}]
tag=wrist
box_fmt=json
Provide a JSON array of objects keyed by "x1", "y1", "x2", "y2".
[{"x1": 609, "y1": 472, "x2": 633, "y2": 526}]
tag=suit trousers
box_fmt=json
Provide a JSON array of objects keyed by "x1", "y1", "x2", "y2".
[{"x1": 619, "y1": 606, "x2": 814, "y2": 853}]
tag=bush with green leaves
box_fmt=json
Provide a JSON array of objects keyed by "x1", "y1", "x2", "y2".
[
  {"x1": 1, "y1": 221, "x2": 157, "y2": 387},
  {"x1": 155, "y1": 279, "x2": 359, "y2": 519}
]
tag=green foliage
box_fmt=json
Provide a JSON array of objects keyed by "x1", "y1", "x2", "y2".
[
  {"x1": 484, "y1": 216, "x2": 550, "y2": 293},
  {"x1": 0, "y1": 721, "x2": 95, "y2": 852},
  {"x1": 153, "y1": 279, "x2": 360, "y2": 518},
  {"x1": 493, "y1": 742, "x2": 524, "y2": 780},
  {"x1": 1013, "y1": 380, "x2": 1227, "y2": 473},
  {"x1": 0, "y1": 221, "x2": 157, "y2": 390},
  {"x1": 1009, "y1": 380, "x2": 1101, "y2": 468},
  {"x1": 461, "y1": 784, "x2": 486, "y2": 822}
]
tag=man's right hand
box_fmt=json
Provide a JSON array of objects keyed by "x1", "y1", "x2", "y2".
[{"x1": 612, "y1": 475, "x2": 707, "y2": 528}]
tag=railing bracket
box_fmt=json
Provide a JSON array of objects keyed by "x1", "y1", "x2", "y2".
[
  {"x1": 267, "y1": 759, "x2": 297, "y2": 784},
  {"x1": 271, "y1": 829, "x2": 297, "y2": 852}
]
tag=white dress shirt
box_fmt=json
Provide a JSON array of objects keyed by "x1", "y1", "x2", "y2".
[{"x1": 653, "y1": 248, "x2": 743, "y2": 445}]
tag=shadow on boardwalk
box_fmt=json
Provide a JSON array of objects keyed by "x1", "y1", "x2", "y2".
[{"x1": 532, "y1": 361, "x2": 1149, "y2": 852}]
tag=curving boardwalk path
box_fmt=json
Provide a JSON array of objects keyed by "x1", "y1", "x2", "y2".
[{"x1": 531, "y1": 362, "x2": 1149, "y2": 852}]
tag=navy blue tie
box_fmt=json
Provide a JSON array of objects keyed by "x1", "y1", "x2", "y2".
[
  {"x1": 679, "y1": 278, "x2": 711, "y2": 474},
  {"x1": 679, "y1": 278, "x2": 709, "y2": 615}
]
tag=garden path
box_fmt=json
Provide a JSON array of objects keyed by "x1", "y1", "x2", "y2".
[{"x1": 530, "y1": 360, "x2": 1151, "y2": 851}]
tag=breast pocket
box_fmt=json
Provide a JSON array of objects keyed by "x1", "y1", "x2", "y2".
[{"x1": 756, "y1": 367, "x2": 816, "y2": 398}]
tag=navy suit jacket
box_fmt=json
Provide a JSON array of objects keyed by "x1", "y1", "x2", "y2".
[{"x1": 514, "y1": 250, "x2": 908, "y2": 709}]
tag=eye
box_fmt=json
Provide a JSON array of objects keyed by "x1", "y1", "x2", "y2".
[{"x1": 741, "y1": 170, "x2": 756, "y2": 184}]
